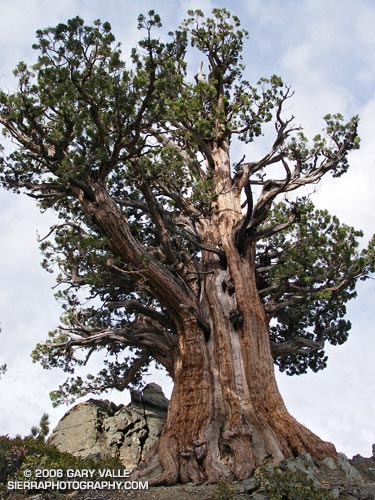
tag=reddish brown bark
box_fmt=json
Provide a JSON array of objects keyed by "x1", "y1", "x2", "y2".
[
  {"x1": 134, "y1": 275, "x2": 336, "y2": 484},
  {"x1": 131, "y1": 144, "x2": 336, "y2": 485}
]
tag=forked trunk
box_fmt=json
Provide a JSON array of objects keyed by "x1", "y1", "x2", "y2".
[{"x1": 134, "y1": 179, "x2": 336, "y2": 485}]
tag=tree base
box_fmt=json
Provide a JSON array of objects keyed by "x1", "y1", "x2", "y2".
[{"x1": 132, "y1": 417, "x2": 336, "y2": 485}]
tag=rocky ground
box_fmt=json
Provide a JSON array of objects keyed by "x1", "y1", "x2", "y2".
[
  {"x1": 40, "y1": 389, "x2": 375, "y2": 499},
  {"x1": 6, "y1": 453, "x2": 375, "y2": 500}
]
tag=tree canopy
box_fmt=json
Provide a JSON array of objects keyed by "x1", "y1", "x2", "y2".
[{"x1": 0, "y1": 9, "x2": 373, "y2": 405}]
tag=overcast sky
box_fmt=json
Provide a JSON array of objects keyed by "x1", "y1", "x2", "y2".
[{"x1": 0, "y1": 0, "x2": 374, "y2": 458}]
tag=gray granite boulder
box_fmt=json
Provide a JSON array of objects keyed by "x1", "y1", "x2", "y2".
[{"x1": 48, "y1": 383, "x2": 168, "y2": 470}]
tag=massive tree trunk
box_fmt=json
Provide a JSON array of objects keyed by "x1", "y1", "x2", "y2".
[
  {"x1": 73, "y1": 142, "x2": 336, "y2": 485},
  {"x1": 135, "y1": 255, "x2": 336, "y2": 484},
  {"x1": 132, "y1": 144, "x2": 336, "y2": 484}
]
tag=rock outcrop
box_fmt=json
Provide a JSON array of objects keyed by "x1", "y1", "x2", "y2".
[
  {"x1": 239, "y1": 451, "x2": 375, "y2": 500},
  {"x1": 48, "y1": 383, "x2": 168, "y2": 470}
]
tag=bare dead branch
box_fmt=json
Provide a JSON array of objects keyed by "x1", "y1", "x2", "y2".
[
  {"x1": 271, "y1": 336, "x2": 325, "y2": 358},
  {"x1": 38, "y1": 222, "x2": 90, "y2": 242}
]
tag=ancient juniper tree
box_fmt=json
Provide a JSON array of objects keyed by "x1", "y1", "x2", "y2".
[{"x1": 1, "y1": 10, "x2": 374, "y2": 484}]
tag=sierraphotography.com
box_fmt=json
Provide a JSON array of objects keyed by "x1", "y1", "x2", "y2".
[{"x1": 7, "y1": 480, "x2": 149, "y2": 491}]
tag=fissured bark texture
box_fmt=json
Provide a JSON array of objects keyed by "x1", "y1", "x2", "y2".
[{"x1": 132, "y1": 145, "x2": 336, "y2": 485}]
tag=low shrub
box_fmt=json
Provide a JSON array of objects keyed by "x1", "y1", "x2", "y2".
[
  {"x1": 209, "y1": 480, "x2": 235, "y2": 500},
  {"x1": 0, "y1": 434, "x2": 123, "y2": 496},
  {"x1": 259, "y1": 467, "x2": 336, "y2": 500}
]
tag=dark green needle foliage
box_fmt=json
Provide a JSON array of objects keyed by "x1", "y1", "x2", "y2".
[
  {"x1": 29, "y1": 413, "x2": 50, "y2": 442},
  {"x1": 0, "y1": 9, "x2": 373, "y2": 406},
  {"x1": 258, "y1": 201, "x2": 375, "y2": 374}
]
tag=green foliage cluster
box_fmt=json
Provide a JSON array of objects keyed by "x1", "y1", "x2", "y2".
[
  {"x1": 0, "y1": 7, "x2": 372, "y2": 405},
  {"x1": 257, "y1": 200, "x2": 375, "y2": 375},
  {"x1": 259, "y1": 467, "x2": 336, "y2": 500},
  {"x1": 0, "y1": 436, "x2": 27, "y2": 484},
  {"x1": 29, "y1": 413, "x2": 50, "y2": 442},
  {"x1": 0, "y1": 435, "x2": 75, "y2": 487}
]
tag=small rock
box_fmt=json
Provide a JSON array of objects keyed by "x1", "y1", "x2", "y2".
[
  {"x1": 251, "y1": 493, "x2": 268, "y2": 500},
  {"x1": 300, "y1": 453, "x2": 317, "y2": 469},
  {"x1": 331, "y1": 487, "x2": 341, "y2": 498},
  {"x1": 280, "y1": 454, "x2": 319, "y2": 483},
  {"x1": 242, "y1": 476, "x2": 260, "y2": 494},
  {"x1": 337, "y1": 453, "x2": 364, "y2": 484},
  {"x1": 322, "y1": 456, "x2": 338, "y2": 470}
]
